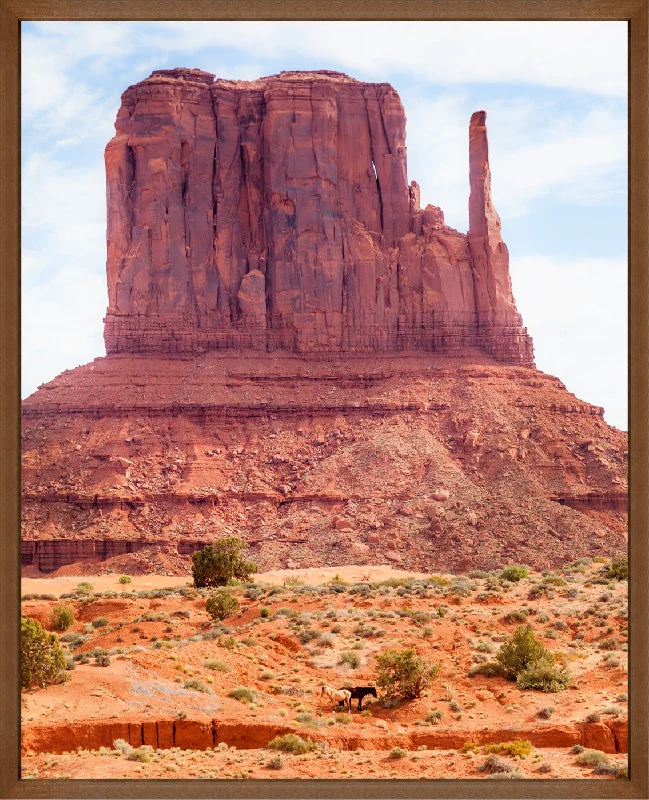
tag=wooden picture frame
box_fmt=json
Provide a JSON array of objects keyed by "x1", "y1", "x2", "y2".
[{"x1": 1, "y1": 2, "x2": 647, "y2": 798}]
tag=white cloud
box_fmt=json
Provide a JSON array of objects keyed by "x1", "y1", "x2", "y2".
[{"x1": 510, "y1": 254, "x2": 627, "y2": 430}]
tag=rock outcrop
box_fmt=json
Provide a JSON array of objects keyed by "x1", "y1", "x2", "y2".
[{"x1": 103, "y1": 68, "x2": 533, "y2": 363}]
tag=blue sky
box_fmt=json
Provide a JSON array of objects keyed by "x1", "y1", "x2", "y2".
[{"x1": 21, "y1": 21, "x2": 628, "y2": 429}]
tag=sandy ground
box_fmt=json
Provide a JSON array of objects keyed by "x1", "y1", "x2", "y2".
[{"x1": 22, "y1": 564, "x2": 430, "y2": 597}]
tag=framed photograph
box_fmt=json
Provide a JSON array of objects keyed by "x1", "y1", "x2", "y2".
[{"x1": 2, "y1": 2, "x2": 647, "y2": 798}]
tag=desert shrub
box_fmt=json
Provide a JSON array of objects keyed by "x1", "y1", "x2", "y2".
[
  {"x1": 95, "y1": 653, "x2": 111, "y2": 667},
  {"x1": 127, "y1": 746, "x2": 153, "y2": 763},
  {"x1": 64, "y1": 654, "x2": 76, "y2": 670},
  {"x1": 425, "y1": 709, "x2": 443, "y2": 724},
  {"x1": 51, "y1": 604, "x2": 75, "y2": 631},
  {"x1": 479, "y1": 754, "x2": 518, "y2": 774},
  {"x1": 334, "y1": 713, "x2": 352, "y2": 724},
  {"x1": 92, "y1": 617, "x2": 109, "y2": 628},
  {"x1": 538, "y1": 763, "x2": 552, "y2": 773},
  {"x1": 118, "y1": 575, "x2": 132, "y2": 584},
  {"x1": 585, "y1": 712, "x2": 601, "y2": 723},
  {"x1": 260, "y1": 607, "x2": 270, "y2": 618},
  {"x1": 599, "y1": 637, "x2": 619, "y2": 651},
  {"x1": 21, "y1": 618, "x2": 66, "y2": 690},
  {"x1": 229, "y1": 686, "x2": 256, "y2": 703},
  {"x1": 516, "y1": 656, "x2": 572, "y2": 693},
  {"x1": 503, "y1": 609, "x2": 528, "y2": 624},
  {"x1": 267, "y1": 754, "x2": 284, "y2": 770},
  {"x1": 537, "y1": 706, "x2": 555, "y2": 719},
  {"x1": 389, "y1": 747, "x2": 408, "y2": 759},
  {"x1": 113, "y1": 738, "x2": 132, "y2": 754},
  {"x1": 339, "y1": 651, "x2": 361, "y2": 669},
  {"x1": 575, "y1": 749, "x2": 612, "y2": 767},
  {"x1": 375, "y1": 648, "x2": 440, "y2": 699},
  {"x1": 496, "y1": 625, "x2": 548, "y2": 680},
  {"x1": 299, "y1": 629, "x2": 319, "y2": 644},
  {"x1": 571, "y1": 744, "x2": 585, "y2": 754},
  {"x1": 76, "y1": 582, "x2": 94, "y2": 595},
  {"x1": 204, "y1": 659, "x2": 231, "y2": 672},
  {"x1": 184, "y1": 678, "x2": 212, "y2": 694},
  {"x1": 603, "y1": 553, "x2": 628, "y2": 581},
  {"x1": 267, "y1": 734, "x2": 317, "y2": 754},
  {"x1": 191, "y1": 538, "x2": 257, "y2": 588},
  {"x1": 486, "y1": 740, "x2": 532, "y2": 758},
  {"x1": 462, "y1": 741, "x2": 479, "y2": 752},
  {"x1": 468, "y1": 661, "x2": 504, "y2": 678},
  {"x1": 500, "y1": 565, "x2": 529, "y2": 583},
  {"x1": 205, "y1": 590, "x2": 240, "y2": 621},
  {"x1": 218, "y1": 635, "x2": 237, "y2": 650}
]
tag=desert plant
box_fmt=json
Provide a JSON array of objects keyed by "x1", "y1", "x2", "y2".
[
  {"x1": 425, "y1": 709, "x2": 443, "y2": 724},
  {"x1": 500, "y1": 565, "x2": 529, "y2": 582},
  {"x1": 468, "y1": 661, "x2": 504, "y2": 678},
  {"x1": 204, "y1": 659, "x2": 231, "y2": 672},
  {"x1": 76, "y1": 582, "x2": 94, "y2": 595},
  {"x1": 575, "y1": 749, "x2": 612, "y2": 768},
  {"x1": 339, "y1": 651, "x2": 361, "y2": 669},
  {"x1": 479, "y1": 754, "x2": 518, "y2": 774},
  {"x1": 496, "y1": 625, "x2": 548, "y2": 680},
  {"x1": 51, "y1": 604, "x2": 75, "y2": 631},
  {"x1": 127, "y1": 746, "x2": 153, "y2": 762},
  {"x1": 516, "y1": 655, "x2": 572, "y2": 693},
  {"x1": 260, "y1": 607, "x2": 270, "y2": 618},
  {"x1": 205, "y1": 590, "x2": 240, "y2": 621},
  {"x1": 95, "y1": 653, "x2": 111, "y2": 667},
  {"x1": 228, "y1": 686, "x2": 256, "y2": 703},
  {"x1": 21, "y1": 618, "x2": 66, "y2": 690},
  {"x1": 267, "y1": 734, "x2": 317, "y2": 754},
  {"x1": 389, "y1": 747, "x2": 408, "y2": 759},
  {"x1": 118, "y1": 575, "x2": 132, "y2": 584},
  {"x1": 184, "y1": 678, "x2": 212, "y2": 694},
  {"x1": 603, "y1": 553, "x2": 628, "y2": 581},
  {"x1": 267, "y1": 754, "x2": 284, "y2": 770},
  {"x1": 375, "y1": 647, "x2": 440, "y2": 699},
  {"x1": 486, "y1": 740, "x2": 532, "y2": 757},
  {"x1": 191, "y1": 538, "x2": 257, "y2": 588},
  {"x1": 92, "y1": 617, "x2": 109, "y2": 628},
  {"x1": 537, "y1": 706, "x2": 556, "y2": 719}
]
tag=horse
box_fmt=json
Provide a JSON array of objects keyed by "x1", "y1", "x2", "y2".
[
  {"x1": 338, "y1": 686, "x2": 378, "y2": 712},
  {"x1": 321, "y1": 685, "x2": 352, "y2": 712}
]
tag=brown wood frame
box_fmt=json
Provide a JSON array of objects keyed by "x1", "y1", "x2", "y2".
[{"x1": 1, "y1": 2, "x2": 646, "y2": 797}]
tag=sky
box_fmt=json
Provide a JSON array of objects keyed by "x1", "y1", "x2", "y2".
[{"x1": 21, "y1": 21, "x2": 628, "y2": 429}]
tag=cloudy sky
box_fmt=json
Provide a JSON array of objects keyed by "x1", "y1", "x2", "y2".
[{"x1": 21, "y1": 21, "x2": 628, "y2": 429}]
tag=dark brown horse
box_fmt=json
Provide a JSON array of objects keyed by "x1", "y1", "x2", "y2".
[{"x1": 338, "y1": 686, "x2": 378, "y2": 711}]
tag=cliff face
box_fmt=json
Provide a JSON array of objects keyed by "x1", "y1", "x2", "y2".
[{"x1": 104, "y1": 69, "x2": 533, "y2": 363}]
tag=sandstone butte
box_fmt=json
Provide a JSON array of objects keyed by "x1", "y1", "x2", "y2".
[{"x1": 21, "y1": 69, "x2": 627, "y2": 576}]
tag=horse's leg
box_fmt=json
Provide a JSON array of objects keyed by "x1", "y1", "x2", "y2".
[{"x1": 358, "y1": 697, "x2": 363, "y2": 712}]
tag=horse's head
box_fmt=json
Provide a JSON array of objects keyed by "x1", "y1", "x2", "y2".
[{"x1": 369, "y1": 687, "x2": 378, "y2": 697}]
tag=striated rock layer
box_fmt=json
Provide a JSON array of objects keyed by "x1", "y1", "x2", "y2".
[
  {"x1": 22, "y1": 352, "x2": 627, "y2": 574},
  {"x1": 104, "y1": 69, "x2": 532, "y2": 363}
]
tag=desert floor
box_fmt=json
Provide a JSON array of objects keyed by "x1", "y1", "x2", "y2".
[{"x1": 21, "y1": 561, "x2": 628, "y2": 780}]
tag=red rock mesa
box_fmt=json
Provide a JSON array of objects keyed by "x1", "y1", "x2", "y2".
[
  {"x1": 22, "y1": 70, "x2": 626, "y2": 576},
  {"x1": 103, "y1": 69, "x2": 532, "y2": 363}
]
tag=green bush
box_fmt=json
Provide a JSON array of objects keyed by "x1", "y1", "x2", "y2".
[
  {"x1": 389, "y1": 747, "x2": 408, "y2": 759},
  {"x1": 51, "y1": 604, "x2": 75, "y2": 631},
  {"x1": 205, "y1": 590, "x2": 240, "y2": 621},
  {"x1": 260, "y1": 607, "x2": 270, "y2": 618},
  {"x1": 516, "y1": 655, "x2": 572, "y2": 693},
  {"x1": 267, "y1": 734, "x2": 317, "y2": 754},
  {"x1": 76, "y1": 582, "x2": 94, "y2": 595},
  {"x1": 92, "y1": 617, "x2": 109, "y2": 628},
  {"x1": 21, "y1": 618, "x2": 66, "y2": 690},
  {"x1": 95, "y1": 653, "x2": 111, "y2": 667},
  {"x1": 267, "y1": 754, "x2": 284, "y2": 769},
  {"x1": 229, "y1": 686, "x2": 256, "y2": 703},
  {"x1": 575, "y1": 749, "x2": 612, "y2": 767},
  {"x1": 184, "y1": 678, "x2": 212, "y2": 694},
  {"x1": 375, "y1": 647, "x2": 440, "y2": 699},
  {"x1": 191, "y1": 538, "x2": 257, "y2": 588},
  {"x1": 339, "y1": 651, "x2": 361, "y2": 669},
  {"x1": 603, "y1": 553, "x2": 628, "y2": 581},
  {"x1": 468, "y1": 661, "x2": 504, "y2": 678},
  {"x1": 425, "y1": 709, "x2": 443, "y2": 724},
  {"x1": 204, "y1": 659, "x2": 231, "y2": 672},
  {"x1": 496, "y1": 625, "x2": 548, "y2": 680},
  {"x1": 500, "y1": 565, "x2": 529, "y2": 583},
  {"x1": 118, "y1": 575, "x2": 132, "y2": 584},
  {"x1": 127, "y1": 746, "x2": 153, "y2": 763}
]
